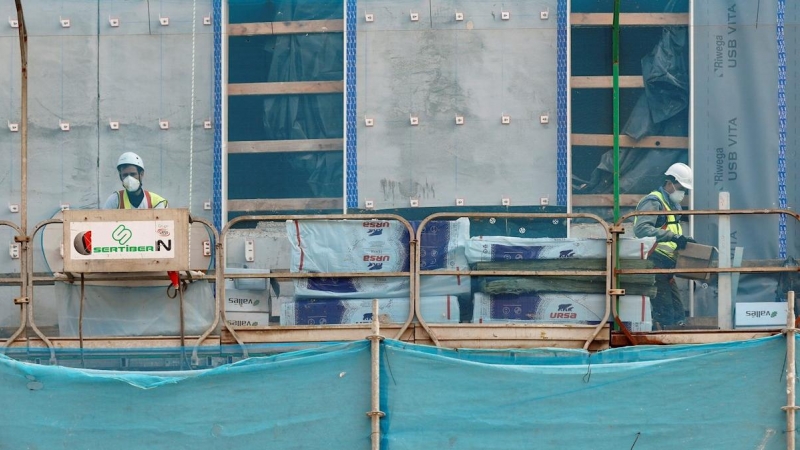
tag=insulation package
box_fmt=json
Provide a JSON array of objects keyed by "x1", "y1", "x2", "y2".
[
  {"x1": 281, "y1": 296, "x2": 459, "y2": 325},
  {"x1": 472, "y1": 292, "x2": 652, "y2": 332}
]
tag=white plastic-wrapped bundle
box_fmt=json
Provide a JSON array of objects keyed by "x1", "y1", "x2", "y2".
[
  {"x1": 472, "y1": 292, "x2": 652, "y2": 332},
  {"x1": 281, "y1": 296, "x2": 459, "y2": 325},
  {"x1": 287, "y1": 219, "x2": 410, "y2": 273},
  {"x1": 418, "y1": 218, "x2": 470, "y2": 270},
  {"x1": 287, "y1": 218, "x2": 470, "y2": 274},
  {"x1": 293, "y1": 275, "x2": 470, "y2": 298},
  {"x1": 465, "y1": 236, "x2": 656, "y2": 263}
]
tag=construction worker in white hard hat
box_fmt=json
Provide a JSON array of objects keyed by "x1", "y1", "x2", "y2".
[
  {"x1": 633, "y1": 162, "x2": 696, "y2": 329},
  {"x1": 103, "y1": 152, "x2": 168, "y2": 209}
]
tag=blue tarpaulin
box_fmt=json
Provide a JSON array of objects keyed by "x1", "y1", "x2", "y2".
[{"x1": 0, "y1": 336, "x2": 795, "y2": 449}]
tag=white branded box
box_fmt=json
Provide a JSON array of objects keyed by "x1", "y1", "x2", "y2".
[
  {"x1": 224, "y1": 267, "x2": 271, "y2": 313},
  {"x1": 734, "y1": 302, "x2": 788, "y2": 329},
  {"x1": 225, "y1": 311, "x2": 271, "y2": 327}
]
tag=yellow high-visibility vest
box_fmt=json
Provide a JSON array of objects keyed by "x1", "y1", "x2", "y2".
[
  {"x1": 117, "y1": 190, "x2": 168, "y2": 209},
  {"x1": 637, "y1": 189, "x2": 682, "y2": 260}
]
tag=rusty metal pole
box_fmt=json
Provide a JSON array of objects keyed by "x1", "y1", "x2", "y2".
[
  {"x1": 367, "y1": 299, "x2": 385, "y2": 450},
  {"x1": 14, "y1": 0, "x2": 27, "y2": 235},
  {"x1": 784, "y1": 291, "x2": 797, "y2": 450}
]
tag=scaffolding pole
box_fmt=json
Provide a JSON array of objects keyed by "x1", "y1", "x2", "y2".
[
  {"x1": 784, "y1": 291, "x2": 797, "y2": 450},
  {"x1": 367, "y1": 299, "x2": 385, "y2": 450}
]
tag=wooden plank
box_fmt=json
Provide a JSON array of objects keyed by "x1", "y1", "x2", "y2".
[
  {"x1": 228, "y1": 19, "x2": 344, "y2": 36},
  {"x1": 229, "y1": 81, "x2": 344, "y2": 96},
  {"x1": 571, "y1": 133, "x2": 689, "y2": 149},
  {"x1": 228, "y1": 139, "x2": 343, "y2": 154},
  {"x1": 572, "y1": 194, "x2": 643, "y2": 207},
  {"x1": 222, "y1": 324, "x2": 414, "y2": 344},
  {"x1": 571, "y1": 13, "x2": 689, "y2": 26},
  {"x1": 416, "y1": 324, "x2": 610, "y2": 350},
  {"x1": 228, "y1": 198, "x2": 343, "y2": 211},
  {"x1": 571, "y1": 76, "x2": 644, "y2": 89}
]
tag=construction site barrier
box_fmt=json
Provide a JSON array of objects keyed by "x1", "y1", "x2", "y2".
[{"x1": 2, "y1": 209, "x2": 798, "y2": 357}]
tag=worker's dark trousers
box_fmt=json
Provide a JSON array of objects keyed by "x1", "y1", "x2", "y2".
[{"x1": 650, "y1": 252, "x2": 686, "y2": 328}]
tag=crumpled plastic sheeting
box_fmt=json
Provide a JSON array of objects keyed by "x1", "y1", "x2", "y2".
[
  {"x1": 623, "y1": 0, "x2": 689, "y2": 140},
  {"x1": 0, "y1": 341, "x2": 371, "y2": 449}
]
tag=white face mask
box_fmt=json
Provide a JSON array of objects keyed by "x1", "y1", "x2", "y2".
[
  {"x1": 669, "y1": 188, "x2": 685, "y2": 205},
  {"x1": 122, "y1": 175, "x2": 141, "y2": 193}
]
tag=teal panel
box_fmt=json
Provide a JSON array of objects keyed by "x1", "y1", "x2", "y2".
[
  {"x1": 228, "y1": 151, "x2": 343, "y2": 199},
  {"x1": 228, "y1": 94, "x2": 344, "y2": 141}
]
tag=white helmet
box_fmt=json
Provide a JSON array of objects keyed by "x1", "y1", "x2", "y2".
[
  {"x1": 117, "y1": 152, "x2": 144, "y2": 171},
  {"x1": 665, "y1": 163, "x2": 692, "y2": 190}
]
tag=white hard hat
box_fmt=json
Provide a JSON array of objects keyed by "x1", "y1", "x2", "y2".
[
  {"x1": 117, "y1": 152, "x2": 144, "y2": 171},
  {"x1": 665, "y1": 162, "x2": 693, "y2": 190}
]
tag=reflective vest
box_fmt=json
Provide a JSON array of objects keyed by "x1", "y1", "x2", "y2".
[
  {"x1": 117, "y1": 190, "x2": 167, "y2": 209},
  {"x1": 638, "y1": 189, "x2": 682, "y2": 260}
]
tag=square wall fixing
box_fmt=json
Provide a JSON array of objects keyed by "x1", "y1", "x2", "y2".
[
  {"x1": 410, "y1": 11, "x2": 419, "y2": 21},
  {"x1": 455, "y1": 12, "x2": 464, "y2": 21},
  {"x1": 8, "y1": 122, "x2": 18, "y2": 132},
  {"x1": 365, "y1": 12, "x2": 374, "y2": 22},
  {"x1": 109, "y1": 121, "x2": 120, "y2": 130},
  {"x1": 540, "y1": 115, "x2": 549, "y2": 124},
  {"x1": 9, "y1": 17, "x2": 18, "y2": 28},
  {"x1": 365, "y1": 200, "x2": 374, "y2": 209},
  {"x1": 410, "y1": 115, "x2": 419, "y2": 126},
  {"x1": 501, "y1": 11, "x2": 510, "y2": 20},
  {"x1": 541, "y1": 10, "x2": 549, "y2": 20},
  {"x1": 364, "y1": 116, "x2": 374, "y2": 127},
  {"x1": 409, "y1": 198, "x2": 419, "y2": 207},
  {"x1": 159, "y1": 120, "x2": 169, "y2": 130},
  {"x1": 59, "y1": 121, "x2": 70, "y2": 131},
  {"x1": 501, "y1": 197, "x2": 511, "y2": 206},
  {"x1": 455, "y1": 198, "x2": 465, "y2": 206},
  {"x1": 455, "y1": 115, "x2": 464, "y2": 125},
  {"x1": 501, "y1": 114, "x2": 510, "y2": 125},
  {"x1": 203, "y1": 120, "x2": 212, "y2": 129},
  {"x1": 60, "y1": 18, "x2": 70, "y2": 28},
  {"x1": 109, "y1": 16, "x2": 120, "y2": 27},
  {"x1": 159, "y1": 16, "x2": 169, "y2": 26},
  {"x1": 203, "y1": 15, "x2": 211, "y2": 25}
]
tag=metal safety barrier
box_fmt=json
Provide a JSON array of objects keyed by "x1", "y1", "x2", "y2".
[{"x1": 415, "y1": 212, "x2": 614, "y2": 350}]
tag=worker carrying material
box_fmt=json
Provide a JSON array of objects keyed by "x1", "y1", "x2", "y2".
[
  {"x1": 633, "y1": 162, "x2": 696, "y2": 329},
  {"x1": 103, "y1": 152, "x2": 168, "y2": 209}
]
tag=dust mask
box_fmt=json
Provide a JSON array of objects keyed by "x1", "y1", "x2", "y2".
[
  {"x1": 122, "y1": 175, "x2": 140, "y2": 193},
  {"x1": 669, "y1": 189, "x2": 685, "y2": 205}
]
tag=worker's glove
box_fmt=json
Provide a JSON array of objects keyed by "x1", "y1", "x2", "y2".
[{"x1": 673, "y1": 235, "x2": 696, "y2": 250}]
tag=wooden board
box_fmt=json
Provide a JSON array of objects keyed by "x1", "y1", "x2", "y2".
[{"x1": 228, "y1": 81, "x2": 344, "y2": 96}]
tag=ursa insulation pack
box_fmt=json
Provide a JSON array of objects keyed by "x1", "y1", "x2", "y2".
[
  {"x1": 465, "y1": 236, "x2": 656, "y2": 263},
  {"x1": 289, "y1": 218, "x2": 470, "y2": 298},
  {"x1": 293, "y1": 275, "x2": 470, "y2": 298},
  {"x1": 472, "y1": 292, "x2": 652, "y2": 332},
  {"x1": 280, "y1": 296, "x2": 459, "y2": 325},
  {"x1": 287, "y1": 218, "x2": 469, "y2": 273}
]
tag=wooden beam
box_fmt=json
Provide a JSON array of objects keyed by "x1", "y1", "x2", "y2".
[
  {"x1": 228, "y1": 19, "x2": 344, "y2": 36},
  {"x1": 228, "y1": 139, "x2": 343, "y2": 154},
  {"x1": 572, "y1": 134, "x2": 689, "y2": 149},
  {"x1": 572, "y1": 194, "x2": 691, "y2": 208},
  {"x1": 222, "y1": 324, "x2": 414, "y2": 344},
  {"x1": 571, "y1": 13, "x2": 689, "y2": 26},
  {"x1": 229, "y1": 81, "x2": 343, "y2": 96},
  {"x1": 572, "y1": 194, "x2": 642, "y2": 207},
  {"x1": 571, "y1": 76, "x2": 644, "y2": 89},
  {"x1": 228, "y1": 198, "x2": 343, "y2": 211}
]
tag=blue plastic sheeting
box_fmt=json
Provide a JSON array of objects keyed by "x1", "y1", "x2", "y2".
[
  {"x1": 0, "y1": 342, "x2": 371, "y2": 450},
  {"x1": 381, "y1": 337, "x2": 791, "y2": 449},
  {"x1": 1, "y1": 337, "x2": 795, "y2": 449}
]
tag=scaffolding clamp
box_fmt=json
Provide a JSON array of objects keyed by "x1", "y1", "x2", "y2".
[
  {"x1": 14, "y1": 297, "x2": 29, "y2": 305},
  {"x1": 14, "y1": 235, "x2": 30, "y2": 243},
  {"x1": 609, "y1": 224, "x2": 626, "y2": 235},
  {"x1": 608, "y1": 288, "x2": 626, "y2": 296}
]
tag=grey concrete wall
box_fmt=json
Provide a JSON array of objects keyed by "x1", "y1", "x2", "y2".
[
  {"x1": 356, "y1": 0, "x2": 559, "y2": 209},
  {"x1": 0, "y1": 0, "x2": 214, "y2": 331}
]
